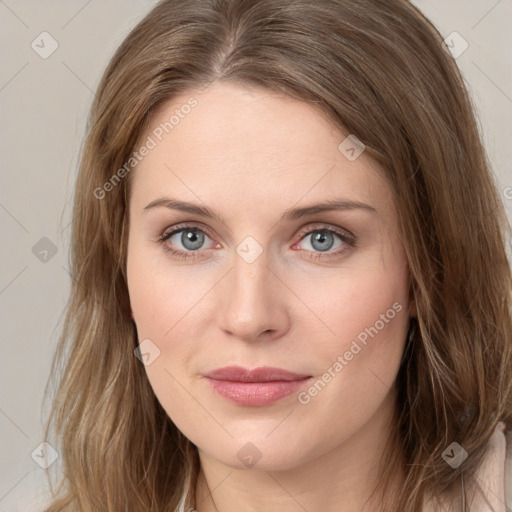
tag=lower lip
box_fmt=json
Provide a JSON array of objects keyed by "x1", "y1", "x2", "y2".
[{"x1": 205, "y1": 377, "x2": 312, "y2": 406}]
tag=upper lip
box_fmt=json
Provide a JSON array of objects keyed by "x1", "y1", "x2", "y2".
[{"x1": 204, "y1": 365, "x2": 311, "y2": 382}]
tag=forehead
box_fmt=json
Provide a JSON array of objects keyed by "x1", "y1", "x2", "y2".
[{"x1": 129, "y1": 82, "x2": 393, "y2": 219}]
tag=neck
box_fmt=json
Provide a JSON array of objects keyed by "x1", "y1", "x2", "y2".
[{"x1": 193, "y1": 389, "x2": 404, "y2": 512}]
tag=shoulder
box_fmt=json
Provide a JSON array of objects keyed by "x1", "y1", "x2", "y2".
[
  {"x1": 468, "y1": 420, "x2": 511, "y2": 512},
  {"x1": 423, "y1": 421, "x2": 511, "y2": 512}
]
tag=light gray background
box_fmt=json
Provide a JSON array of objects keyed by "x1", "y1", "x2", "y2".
[{"x1": 1, "y1": 1, "x2": 511, "y2": 510}]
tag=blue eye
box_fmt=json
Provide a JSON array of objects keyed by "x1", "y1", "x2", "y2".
[
  {"x1": 156, "y1": 223, "x2": 356, "y2": 261},
  {"x1": 303, "y1": 230, "x2": 339, "y2": 252},
  {"x1": 170, "y1": 228, "x2": 207, "y2": 251},
  {"x1": 292, "y1": 227, "x2": 355, "y2": 260},
  {"x1": 159, "y1": 225, "x2": 214, "y2": 260}
]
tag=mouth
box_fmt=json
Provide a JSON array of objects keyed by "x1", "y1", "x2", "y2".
[{"x1": 203, "y1": 366, "x2": 313, "y2": 407}]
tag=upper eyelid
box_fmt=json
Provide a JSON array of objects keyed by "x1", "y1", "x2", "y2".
[
  {"x1": 161, "y1": 221, "x2": 214, "y2": 239},
  {"x1": 296, "y1": 223, "x2": 354, "y2": 240}
]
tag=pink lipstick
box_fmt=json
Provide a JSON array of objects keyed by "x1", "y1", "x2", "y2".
[{"x1": 204, "y1": 366, "x2": 312, "y2": 406}]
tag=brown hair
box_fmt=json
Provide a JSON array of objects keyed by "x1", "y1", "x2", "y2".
[{"x1": 43, "y1": 0, "x2": 512, "y2": 510}]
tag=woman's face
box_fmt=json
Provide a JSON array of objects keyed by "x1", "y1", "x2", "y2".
[{"x1": 126, "y1": 82, "x2": 412, "y2": 471}]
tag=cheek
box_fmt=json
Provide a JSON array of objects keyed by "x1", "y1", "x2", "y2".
[
  {"x1": 127, "y1": 236, "x2": 191, "y2": 339},
  {"x1": 127, "y1": 249, "x2": 201, "y2": 431},
  {"x1": 301, "y1": 277, "x2": 408, "y2": 399},
  {"x1": 126, "y1": 240, "x2": 206, "y2": 384},
  {"x1": 293, "y1": 256, "x2": 410, "y2": 438},
  {"x1": 297, "y1": 251, "x2": 409, "y2": 350},
  {"x1": 292, "y1": 245, "x2": 410, "y2": 394}
]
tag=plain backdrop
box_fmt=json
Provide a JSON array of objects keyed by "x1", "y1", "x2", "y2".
[{"x1": 1, "y1": 1, "x2": 511, "y2": 510}]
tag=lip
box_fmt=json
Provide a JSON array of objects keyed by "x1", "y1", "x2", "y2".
[{"x1": 204, "y1": 366, "x2": 312, "y2": 407}]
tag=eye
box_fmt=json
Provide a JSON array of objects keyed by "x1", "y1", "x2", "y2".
[
  {"x1": 292, "y1": 225, "x2": 356, "y2": 260},
  {"x1": 157, "y1": 224, "x2": 218, "y2": 260},
  {"x1": 154, "y1": 223, "x2": 356, "y2": 262}
]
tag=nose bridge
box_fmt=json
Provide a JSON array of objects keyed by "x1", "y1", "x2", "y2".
[
  {"x1": 218, "y1": 238, "x2": 288, "y2": 340},
  {"x1": 230, "y1": 233, "x2": 271, "y2": 291},
  {"x1": 233, "y1": 243, "x2": 269, "y2": 298},
  {"x1": 231, "y1": 242, "x2": 272, "y2": 314}
]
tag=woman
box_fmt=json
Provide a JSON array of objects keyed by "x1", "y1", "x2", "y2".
[{"x1": 43, "y1": 0, "x2": 512, "y2": 511}]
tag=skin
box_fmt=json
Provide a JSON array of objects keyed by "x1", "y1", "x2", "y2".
[{"x1": 126, "y1": 81, "x2": 414, "y2": 512}]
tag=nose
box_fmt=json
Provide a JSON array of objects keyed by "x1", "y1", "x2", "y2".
[{"x1": 217, "y1": 247, "x2": 291, "y2": 342}]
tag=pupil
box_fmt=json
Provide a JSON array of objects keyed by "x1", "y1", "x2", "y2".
[
  {"x1": 182, "y1": 229, "x2": 203, "y2": 250},
  {"x1": 313, "y1": 231, "x2": 333, "y2": 252}
]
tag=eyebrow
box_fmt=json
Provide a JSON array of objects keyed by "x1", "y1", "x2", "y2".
[{"x1": 143, "y1": 197, "x2": 378, "y2": 222}]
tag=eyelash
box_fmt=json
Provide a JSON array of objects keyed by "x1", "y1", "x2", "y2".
[{"x1": 154, "y1": 222, "x2": 356, "y2": 261}]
